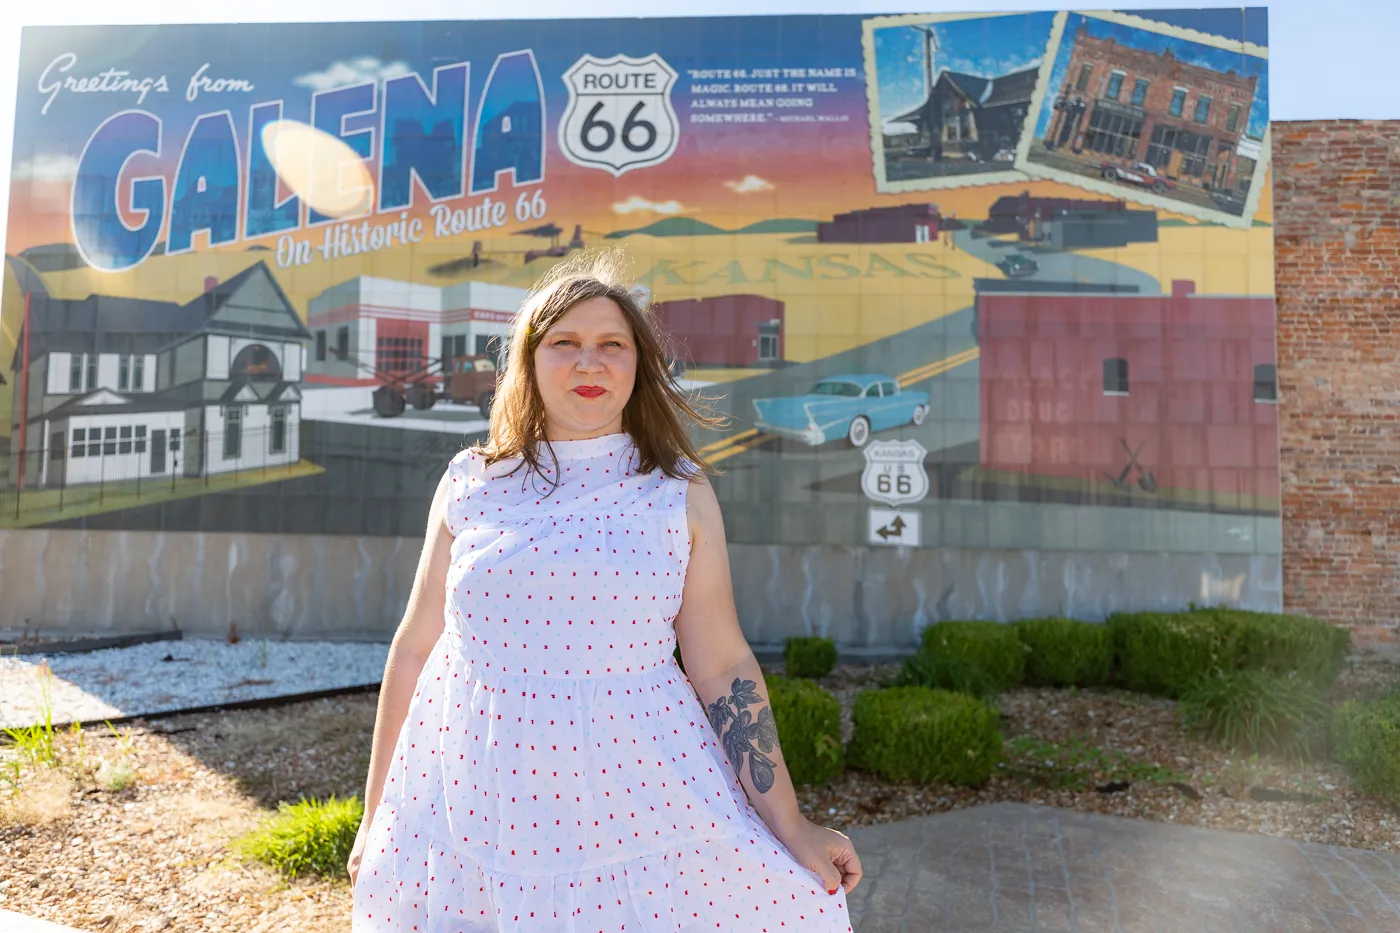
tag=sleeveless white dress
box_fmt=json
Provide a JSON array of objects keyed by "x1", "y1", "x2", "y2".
[{"x1": 352, "y1": 432, "x2": 852, "y2": 932}]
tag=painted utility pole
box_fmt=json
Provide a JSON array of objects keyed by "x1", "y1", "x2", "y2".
[
  {"x1": 16, "y1": 292, "x2": 32, "y2": 493},
  {"x1": 912, "y1": 25, "x2": 940, "y2": 155}
]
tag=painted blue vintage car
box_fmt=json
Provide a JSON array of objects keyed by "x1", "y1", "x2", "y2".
[{"x1": 752, "y1": 374, "x2": 930, "y2": 448}]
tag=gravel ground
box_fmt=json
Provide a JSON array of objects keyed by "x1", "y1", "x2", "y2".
[
  {"x1": 0, "y1": 640, "x2": 391, "y2": 730},
  {"x1": 793, "y1": 659, "x2": 1400, "y2": 847},
  {"x1": 3, "y1": 659, "x2": 1399, "y2": 932}
]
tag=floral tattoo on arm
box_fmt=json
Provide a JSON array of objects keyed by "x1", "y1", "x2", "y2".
[{"x1": 706, "y1": 677, "x2": 782, "y2": 793}]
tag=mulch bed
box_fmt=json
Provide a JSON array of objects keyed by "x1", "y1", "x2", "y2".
[{"x1": 3, "y1": 659, "x2": 1399, "y2": 932}]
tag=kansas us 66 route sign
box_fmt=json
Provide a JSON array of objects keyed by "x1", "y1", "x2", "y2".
[{"x1": 860, "y1": 439, "x2": 929, "y2": 507}]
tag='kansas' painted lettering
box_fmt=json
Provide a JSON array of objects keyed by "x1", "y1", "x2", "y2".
[{"x1": 70, "y1": 51, "x2": 546, "y2": 272}]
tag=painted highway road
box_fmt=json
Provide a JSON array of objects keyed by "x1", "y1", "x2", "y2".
[{"x1": 952, "y1": 227, "x2": 1163, "y2": 295}]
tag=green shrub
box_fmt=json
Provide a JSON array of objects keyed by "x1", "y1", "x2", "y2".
[
  {"x1": 1334, "y1": 693, "x2": 1400, "y2": 806},
  {"x1": 893, "y1": 648, "x2": 999, "y2": 699},
  {"x1": 1212, "y1": 609, "x2": 1351, "y2": 688},
  {"x1": 1108, "y1": 611, "x2": 1238, "y2": 697},
  {"x1": 1111, "y1": 608, "x2": 1351, "y2": 696},
  {"x1": 919, "y1": 621, "x2": 1025, "y2": 690},
  {"x1": 767, "y1": 675, "x2": 844, "y2": 787},
  {"x1": 784, "y1": 636, "x2": 838, "y2": 679},
  {"x1": 1179, "y1": 670, "x2": 1332, "y2": 761},
  {"x1": 847, "y1": 687, "x2": 1002, "y2": 786},
  {"x1": 234, "y1": 794, "x2": 364, "y2": 880},
  {"x1": 1015, "y1": 617, "x2": 1112, "y2": 688}
]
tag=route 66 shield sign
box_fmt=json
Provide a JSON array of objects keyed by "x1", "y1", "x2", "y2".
[
  {"x1": 558, "y1": 53, "x2": 680, "y2": 176},
  {"x1": 861, "y1": 439, "x2": 930, "y2": 507}
]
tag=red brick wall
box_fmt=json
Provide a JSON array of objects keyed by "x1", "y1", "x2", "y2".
[{"x1": 1274, "y1": 120, "x2": 1400, "y2": 652}]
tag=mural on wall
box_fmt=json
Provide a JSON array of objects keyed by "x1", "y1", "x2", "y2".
[{"x1": 1, "y1": 9, "x2": 1277, "y2": 558}]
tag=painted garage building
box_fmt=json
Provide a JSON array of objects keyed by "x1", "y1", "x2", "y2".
[{"x1": 305, "y1": 277, "x2": 527, "y2": 386}]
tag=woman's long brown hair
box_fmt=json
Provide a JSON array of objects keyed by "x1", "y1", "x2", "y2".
[{"x1": 474, "y1": 247, "x2": 725, "y2": 488}]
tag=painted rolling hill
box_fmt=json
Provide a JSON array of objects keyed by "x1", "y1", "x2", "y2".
[{"x1": 606, "y1": 218, "x2": 818, "y2": 239}]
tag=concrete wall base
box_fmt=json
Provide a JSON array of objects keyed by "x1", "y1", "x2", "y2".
[{"x1": 0, "y1": 530, "x2": 1285, "y2": 648}]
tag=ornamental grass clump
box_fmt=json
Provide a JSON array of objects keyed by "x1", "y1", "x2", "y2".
[
  {"x1": 847, "y1": 687, "x2": 1002, "y2": 786},
  {"x1": 1015, "y1": 617, "x2": 1112, "y2": 688},
  {"x1": 1178, "y1": 670, "x2": 1332, "y2": 761},
  {"x1": 766, "y1": 675, "x2": 844, "y2": 787},
  {"x1": 783, "y1": 636, "x2": 838, "y2": 679},
  {"x1": 234, "y1": 794, "x2": 365, "y2": 880},
  {"x1": 1334, "y1": 693, "x2": 1400, "y2": 807}
]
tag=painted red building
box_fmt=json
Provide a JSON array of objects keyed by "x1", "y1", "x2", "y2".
[
  {"x1": 651, "y1": 295, "x2": 785, "y2": 369},
  {"x1": 817, "y1": 204, "x2": 941, "y2": 244},
  {"x1": 978, "y1": 280, "x2": 1278, "y2": 505}
]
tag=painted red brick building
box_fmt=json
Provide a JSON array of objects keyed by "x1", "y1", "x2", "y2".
[
  {"x1": 817, "y1": 204, "x2": 941, "y2": 244},
  {"x1": 1043, "y1": 27, "x2": 1258, "y2": 193},
  {"x1": 978, "y1": 280, "x2": 1278, "y2": 507},
  {"x1": 652, "y1": 295, "x2": 785, "y2": 369}
]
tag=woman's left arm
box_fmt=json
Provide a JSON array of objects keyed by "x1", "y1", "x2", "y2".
[{"x1": 672, "y1": 474, "x2": 862, "y2": 896}]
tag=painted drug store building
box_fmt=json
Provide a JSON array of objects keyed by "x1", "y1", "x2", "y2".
[{"x1": 1042, "y1": 24, "x2": 1261, "y2": 199}]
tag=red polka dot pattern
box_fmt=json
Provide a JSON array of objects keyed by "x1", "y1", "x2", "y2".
[{"x1": 351, "y1": 433, "x2": 852, "y2": 932}]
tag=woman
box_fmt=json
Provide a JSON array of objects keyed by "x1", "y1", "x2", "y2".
[{"x1": 349, "y1": 251, "x2": 860, "y2": 932}]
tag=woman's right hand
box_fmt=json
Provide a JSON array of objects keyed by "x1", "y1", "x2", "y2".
[{"x1": 347, "y1": 818, "x2": 372, "y2": 885}]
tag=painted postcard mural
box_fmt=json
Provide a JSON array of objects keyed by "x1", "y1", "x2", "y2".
[{"x1": 1, "y1": 9, "x2": 1277, "y2": 558}]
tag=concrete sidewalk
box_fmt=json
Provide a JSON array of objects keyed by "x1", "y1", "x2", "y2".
[
  {"x1": 845, "y1": 802, "x2": 1400, "y2": 932},
  {"x1": 7, "y1": 804, "x2": 1400, "y2": 931}
]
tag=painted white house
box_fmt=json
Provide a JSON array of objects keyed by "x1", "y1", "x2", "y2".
[
  {"x1": 7, "y1": 260, "x2": 310, "y2": 489},
  {"x1": 304, "y1": 276, "x2": 526, "y2": 386}
]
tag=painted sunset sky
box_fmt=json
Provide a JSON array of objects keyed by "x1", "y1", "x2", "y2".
[
  {"x1": 1034, "y1": 12, "x2": 1270, "y2": 140},
  {"x1": 871, "y1": 12, "x2": 1058, "y2": 128},
  {"x1": 6, "y1": 16, "x2": 877, "y2": 255},
  {"x1": 6, "y1": 10, "x2": 1272, "y2": 259}
]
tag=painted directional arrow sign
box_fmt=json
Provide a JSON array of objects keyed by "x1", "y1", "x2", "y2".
[{"x1": 867, "y1": 507, "x2": 921, "y2": 548}]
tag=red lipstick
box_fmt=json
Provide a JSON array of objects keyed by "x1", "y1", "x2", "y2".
[{"x1": 572, "y1": 385, "x2": 605, "y2": 399}]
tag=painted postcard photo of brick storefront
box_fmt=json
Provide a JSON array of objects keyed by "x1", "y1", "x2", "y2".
[
  {"x1": 1018, "y1": 11, "x2": 1269, "y2": 227},
  {"x1": 862, "y1": 12, "x2": 1055, "y2": 193}
]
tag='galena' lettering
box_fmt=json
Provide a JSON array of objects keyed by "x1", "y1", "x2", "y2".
[{"x1": 68, "y1": 49, "x2": 549, "y2": 272}]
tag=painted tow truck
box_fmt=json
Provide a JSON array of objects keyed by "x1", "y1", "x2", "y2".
[
  {"x1": 1099, "y1": 160, "x2": 1174, "y2": 193},
  {"x1": 444, "y1": 354, "x2": 500, "y2": 414},
  {"x1": 752, "y1": 374, "x2": 930, "y2": 448}
]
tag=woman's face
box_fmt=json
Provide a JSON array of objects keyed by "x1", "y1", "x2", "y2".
[{"x1": 533, "y1": 296, "x2": 638, "y2": 441}]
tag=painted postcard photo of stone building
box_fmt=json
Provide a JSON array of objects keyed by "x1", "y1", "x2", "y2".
[
  {"x1": 863, "y1": 12, "x2": 1056, "y2": 193},
  {"x1": 1018, "y1": 11, "x2": 1269, "y2": 227}
]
